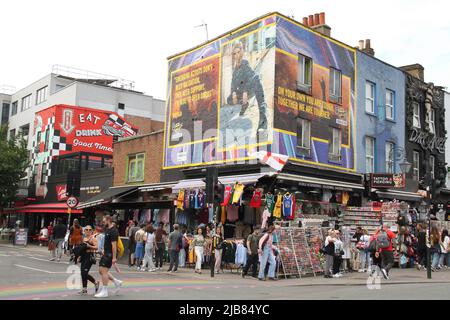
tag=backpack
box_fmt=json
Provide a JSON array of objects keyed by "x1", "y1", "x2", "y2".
[
  {"x1": 376, "y1": 230, "x2": 391, "y2": 249},
  {"x1": 368, "y1": 239, "x2": 378, "y2": 252}
]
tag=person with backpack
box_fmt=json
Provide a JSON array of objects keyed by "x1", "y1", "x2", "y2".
[
  {"x1": 258, "y1": 224, "x2": 277, "y2": 281},
  {"x1": 374, "y1": 224, "x2": 396, "y2": 279},
  {"x1": 356, "y1": 229, "x2": 371, "y2": 273},
  {"x1": 323, "y1": 229, "x2": 336, "y2": 278}
]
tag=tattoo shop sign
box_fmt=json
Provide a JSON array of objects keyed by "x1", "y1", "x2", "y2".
[
  {"x1": 370, "y1": 173, "x2": 405, "y2": 189},
  {"x1": 409, "y1": 127, "x2": 446, "y2": 153}
]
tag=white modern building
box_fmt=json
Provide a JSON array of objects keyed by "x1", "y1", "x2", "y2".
[
  {"x1": 5, "y1": 65, "x2": 165, "y2": 196},
  {"x1": 0, "y1": 85, "x2": 14, "y2": 125}
]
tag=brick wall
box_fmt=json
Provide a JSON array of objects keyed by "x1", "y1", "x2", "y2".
[
  {"x1": 113, "y1": 130, "x2": 164, "y2": 186},
  {"x1": 124, "y1": 114, "x2": 164, "y2": 135}
]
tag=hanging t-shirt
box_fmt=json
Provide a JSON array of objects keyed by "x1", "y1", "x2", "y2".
[
  {"x1": 273, "y1": 194, "x2": 283, "y2": 218},
  {"x1": 196, "y1": 190, "x2": 205, "y2": 209},
  {"x1": 232, "y1": 183, "x2": 245, "y2": 205},
  {"x1": 189, "y1": 190, "x2": 196, "y2": 209},
  {"x1": 243, "y1": 206, "x2": 256, "y2": 225},
  {"x1": 342, "y1": 192, "x2": 349, "y2": 205},
  {"x1": 250, "y1": 189, "x2": 263, "y2": 208},
  {"x1": 265, "y1": 193, "x2": 275, "y2": 214},
  {"x1": 177, "y1": 190, "x2": 185, "y2": 210},
  {"x1": 184, "y1": 190, "x2": 190, "y2": 209},
  {"x1": 282, "y1": 194, "x2": 295, "y2": 219},
  {"x1": 227, "y1": 205, "x2": 239, "y2": 222},
  {"x1": 160, "y1": 209, "x2": 170, "y2": 224},
  {"x1": 221, "y1": 185, "x2": 233, "y2": 206}
]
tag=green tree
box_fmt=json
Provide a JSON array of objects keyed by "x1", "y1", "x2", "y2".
[{"x1": 0, "y1": 125, "x2": 29, "y2": 207}]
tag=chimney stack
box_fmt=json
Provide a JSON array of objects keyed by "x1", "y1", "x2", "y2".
[
  {"x1": 302, "y1": 12, "x2": 331, "y2": 37},
  {"x1": 358, "y1": 39, "x2": 375, "y2": 56}
]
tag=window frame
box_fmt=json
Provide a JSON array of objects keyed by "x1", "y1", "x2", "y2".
[
  {"x1": 412, "y1": 102, "x2": 421, "y2": 128},
  {"x1": 429, "y1": 108, "x2": 436, "y2": 134},
  {"x1": 365, "y1": 136, "x2": 375, "y2": 173},
  {"x1": 413, "y1": 151, "x2": 420, "y2": 181},
  {"x1": 329, "y1": 67, "x2": 342, "y2": 104},
  {"x1": 296, "y1": 118, "x2": 311, "y2": 150},
  {"x1": 385, "y1": 141, "x2": 395, "y2": 174},
  {"x1": 21, "y1": 94, "x2": 32, "y2": 111},
  {"x1": 296, "y1": 53, "x2": 312, "y2": 94},
  {"x1": 429, "y1": 155, "x2": 435, "y2": 179},
  {"x1": 365, "y1": 81, "x2": 375, "y2": 114},
  {"x1": 385, "y1": 89, "x2": 395, "y2": 121},
  {"x1": 328, "y1": 127, "x2": 342, "y2": 161},
  {"x1": 11, "y1": 101, "x2": 18, "y2": 116},
  {"x1": 126, "y1": 153, "x2": 145, "y2": 183},
  {"x1": 36, "y1": 86, "x2": 48, "y2": 105}
]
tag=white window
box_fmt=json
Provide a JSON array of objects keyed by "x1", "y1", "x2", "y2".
[
  {"x1": 430, "y1": 155, "x2": 435, "y2": 179},
  {"x1": 21, "y1": 94, "x2": 32, "y2": 111},
  {"x1": 365, "y1": 81, "x2": 375, "y2": 114},
  {"x1": 296, "y1": 118, "x2": 311, "y2": 150},
  {"x1": 385, "y1": 142, "x2": 395, "y2": 173},
  {"x1": 413, "y1": 102, "x2": 421, "y2": 128},
  {"x1": 36, "y1": 86, "x2": 48, "y2": 105},
  {"x1": 365, "y1": 136, "x2": 375, "y2": 173},
  {"x1": 19, "y1": 124, "x2": 30, "y2": 141},
  {"x1": 11, "y1": 101, "x2": 18, "y2": 116},
  {"x1": 413, "y1": 151, "x2": 420, "y2": 181},
  {"x1": 429, "y1": 108, "x2": 435, "y2": 134},
  {"x1": 386, "y1": 89, "x2": 395, "y2": 120},
  {"x1": 297, "y1": 54, "x2": 312, "y2": 93},
  {"x1": 128, "y1": 153, "x2": 145, "y2": 182},
  {"x1": 329, "y1": 68, "x2": 342, "y2": 103},
  {"x1": 329, "y1": 127, "x2": 341, "y2": 159}
]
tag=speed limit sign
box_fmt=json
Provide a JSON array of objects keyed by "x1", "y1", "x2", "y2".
[{"x1": 66, "y1": 196, "x2": 79, "y2": 208}]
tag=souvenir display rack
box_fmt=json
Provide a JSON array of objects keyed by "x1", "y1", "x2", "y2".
[
  {"x1": 303, "y1": 221, "x2": 324, "y2": 274},
  {"x1": 342, "y1": 206, "x2": 383, "y2": 235}
]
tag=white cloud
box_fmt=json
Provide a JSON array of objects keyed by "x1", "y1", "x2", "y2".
[{"x1": 0, "y1": 0, "x2": 449, "y2": 98}]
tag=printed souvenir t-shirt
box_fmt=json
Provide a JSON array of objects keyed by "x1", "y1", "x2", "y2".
[{"x1": 104, "y1": 226, "x2": 119, "y2": 256}]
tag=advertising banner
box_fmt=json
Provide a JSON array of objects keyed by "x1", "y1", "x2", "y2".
[
  {"x1": 14, "y1": 228, "x2": 28, "y2": 246},
  {"x1": 56, "y1": 184, "x2": 68, "y2": 201}
]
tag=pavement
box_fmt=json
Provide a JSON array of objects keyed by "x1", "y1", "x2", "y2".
[{"x1": 1, "y1": 243, "x2": 450, "y2": 300}]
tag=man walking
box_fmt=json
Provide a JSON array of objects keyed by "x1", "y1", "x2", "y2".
[
  {"x1": 242, "y1": 226, "x2": 260, "y2": 278},
  {"x1": 95, "y1": 215, "x2": 122, "y2": 298},
  {"x1": 155, "y1": 222, "x2": 167, "y2": 270},
  {"x1": 374, "y1": 224, "x2": 397, "y2": 280},
  {"x1": 258, "y1": 225, "x2": 277, "y2": 281},
  {"x1": 167, "y1": 224, "x2": 182, "y2": 273},
  {"x1": 127, "y1": 221, "x2": 139, "y2": 268},
  {"x1": 50, "y1": 218, "x2": 67, "y2": 262}
]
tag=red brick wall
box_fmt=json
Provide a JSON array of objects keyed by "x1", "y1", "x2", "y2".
[
  {"x1": 112, "y1": 131, "x2": 163, "y2": 186},
  {"x1": 124, "y1": 114, "x2": 164, "y2": 135}
]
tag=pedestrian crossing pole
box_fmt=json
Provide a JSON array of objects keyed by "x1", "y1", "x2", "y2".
[{"x1": 206, "y1": 166, "x2": 218, "y2": 278}]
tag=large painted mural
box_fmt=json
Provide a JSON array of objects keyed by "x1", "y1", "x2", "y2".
[{"x1": 163, "y1": 13, "x2": 356, "y2": 172}]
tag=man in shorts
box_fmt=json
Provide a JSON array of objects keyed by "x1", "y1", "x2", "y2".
[{"x1": 95, "y1": 215, "x2": 123, "y2": 298}]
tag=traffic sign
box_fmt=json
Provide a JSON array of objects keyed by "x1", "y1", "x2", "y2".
[{"x1": 66, "y1": 196, "x2": 79, "y2": 208}]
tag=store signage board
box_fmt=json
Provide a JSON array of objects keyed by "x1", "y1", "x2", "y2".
[
  {"x1": 15, "y1": 228, "x2": 28, "y2": 246},
  {"x1": 370, "y1": 173, "x2": 405, "y2": 189}
]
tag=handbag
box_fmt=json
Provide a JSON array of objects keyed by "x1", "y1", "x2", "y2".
[{"x1": 48, "y1": 241, "x2": 56, "y2": 251}]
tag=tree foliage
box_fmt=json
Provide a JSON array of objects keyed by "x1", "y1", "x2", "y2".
[{"x1": 0, "y1": 125, "x2": 29, "y2": 207}]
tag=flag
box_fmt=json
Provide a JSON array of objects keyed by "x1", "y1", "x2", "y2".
[{"x1": 250, "y1": 151, "x2": 289, "y2": 171}]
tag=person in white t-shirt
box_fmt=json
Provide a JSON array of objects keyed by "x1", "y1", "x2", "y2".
[
  {"x1": 357, "y1": 229, "x2": 371, "y2": 273},
  {"x1": 439, "y1": 229, "x2": 449, "y2": 269},
  {"x1": 39, "y1": 226, "x2": 49, "y2": 246},
  {"x1": 142, "y1": 224, "x2": 156, "y2": 272}
]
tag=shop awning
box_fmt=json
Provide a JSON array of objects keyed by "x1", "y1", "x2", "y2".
[
  {"x1": 77, "y1": 185, "x2": 138, "y2": 209},
  {"x1": 276, "y1": 173, "x2": 364, "y2": 191},
  {"x1": 172, "y1": 179, "x2": 205, "y2": 192},
  {"x1": 375, "y1": 189, "x2": 423, "y2": 202},
  {"x1": 219, "y1": 172, "x2": 276, "y2": 185},
  {"x1": 139, "y1": 182, "x2": 177, "y2": 193},
  {"x1": 15, "y1": 203, "x2": 83, "y2": 214}
]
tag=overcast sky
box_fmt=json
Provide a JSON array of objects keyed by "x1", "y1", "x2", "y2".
[{"x1": 1, "y1": 0, "x2": 449, "y2": 99}]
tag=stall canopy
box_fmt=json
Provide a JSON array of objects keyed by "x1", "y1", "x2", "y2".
[
  {"x1": 219, "y1": 172, "x2": 276, "y2": 185},
  {"x1": 77, "y1": 185, "x2": 138, "y2": 209},
  {"x1": 15, "y1": 203, "x2": 83, "y2": 214},
  {"x1": 276, "y1": 173, "x2": 364, "y2": 191},
  {"x1": 375, "y1": 189, "x2": 423, "y2": 202},
  {"x1": 139, "y1": 182, "x2": 177, "y2": 193},
  {"x1": 172, "y1": 179, "x2": 205, "y2": 192}
]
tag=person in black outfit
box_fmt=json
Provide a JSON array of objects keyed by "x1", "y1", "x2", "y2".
[
  {"x1": 78, "y1": 225, "x2": 100, "y2": 295},
  {"x1": 95, "y1": 215, "x2": 122, "y2": 298},
  {"x1": 352, "y1": 227, "x2": 363, "y2": 242},
  {"x1": 416, "y1": 223, "x2": 427, "y2": 270},
  {"x1": 50, "y1": 218, "x2": 67, "y2": 262}
]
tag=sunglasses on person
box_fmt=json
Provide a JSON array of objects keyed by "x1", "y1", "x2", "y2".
[{"x1": 85, "y1": 228, "x2": 92, "y2": 231}]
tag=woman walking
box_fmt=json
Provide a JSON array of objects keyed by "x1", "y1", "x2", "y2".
[
  {"x1": 213, "y1": 226, "x2": 224, "y2": 274},
  {"x1": 439, "y1": 229, "x2": 449, "y2": 269},
  {"x1": 190, "y1": 227, "x2": 206, "y2": 274},
  {"x1": 142, "y1": 224, "x2": 156, "y2": 272},
  {"x1": 69, "y1": 219, "x2": 83, "y2": 264},
  {"x1": 323, "y1": 230, "x2": 336, "y2": 278},
  {"x1": 357, "y1": 229, "x2": 371, "y2": 273},
  {"x1": 134, "y1": 224, "x2": 146, "y2": 270},
  {"x1": 78, "y1": 225, "x2": 100, "y2": 295},
  {"x1": 430, "y1": 226, "x2": 441, "y2": 271}
]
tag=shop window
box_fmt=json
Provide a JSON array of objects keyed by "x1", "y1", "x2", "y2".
[
  {"x1": 365, "y1": 136, "x2": 375, "y2": 173},
  {"x1": 385, "y1": 142, "x2": 394, "y2": 173},
  {"x1": 297, "y1": 54, "x2": 312, "y2": 94},
  {"x1": 365, "y1": 81, "x2": 375, "y2": 114},
  {"x1": 413, "y1": 102, "x2": 421, "y2": 128},
  {"x1": 127, "y1": 153, "x2": 145, "y2": 183},
  {"x1": 296, "y1": 118, "x2": 311, "y2": 153},
  {"x1": 385, "y1": 89, "x2": 395, "y2": 120},
  {"x1": 413, "y1": 151, "x2": 420, "y2": 181},
  {"x1": 329, "y1": 68, "x2": 342, "y2": 103},
  {"x1": 329, "y1": 127, "x2": 341, "y2": 161}
]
